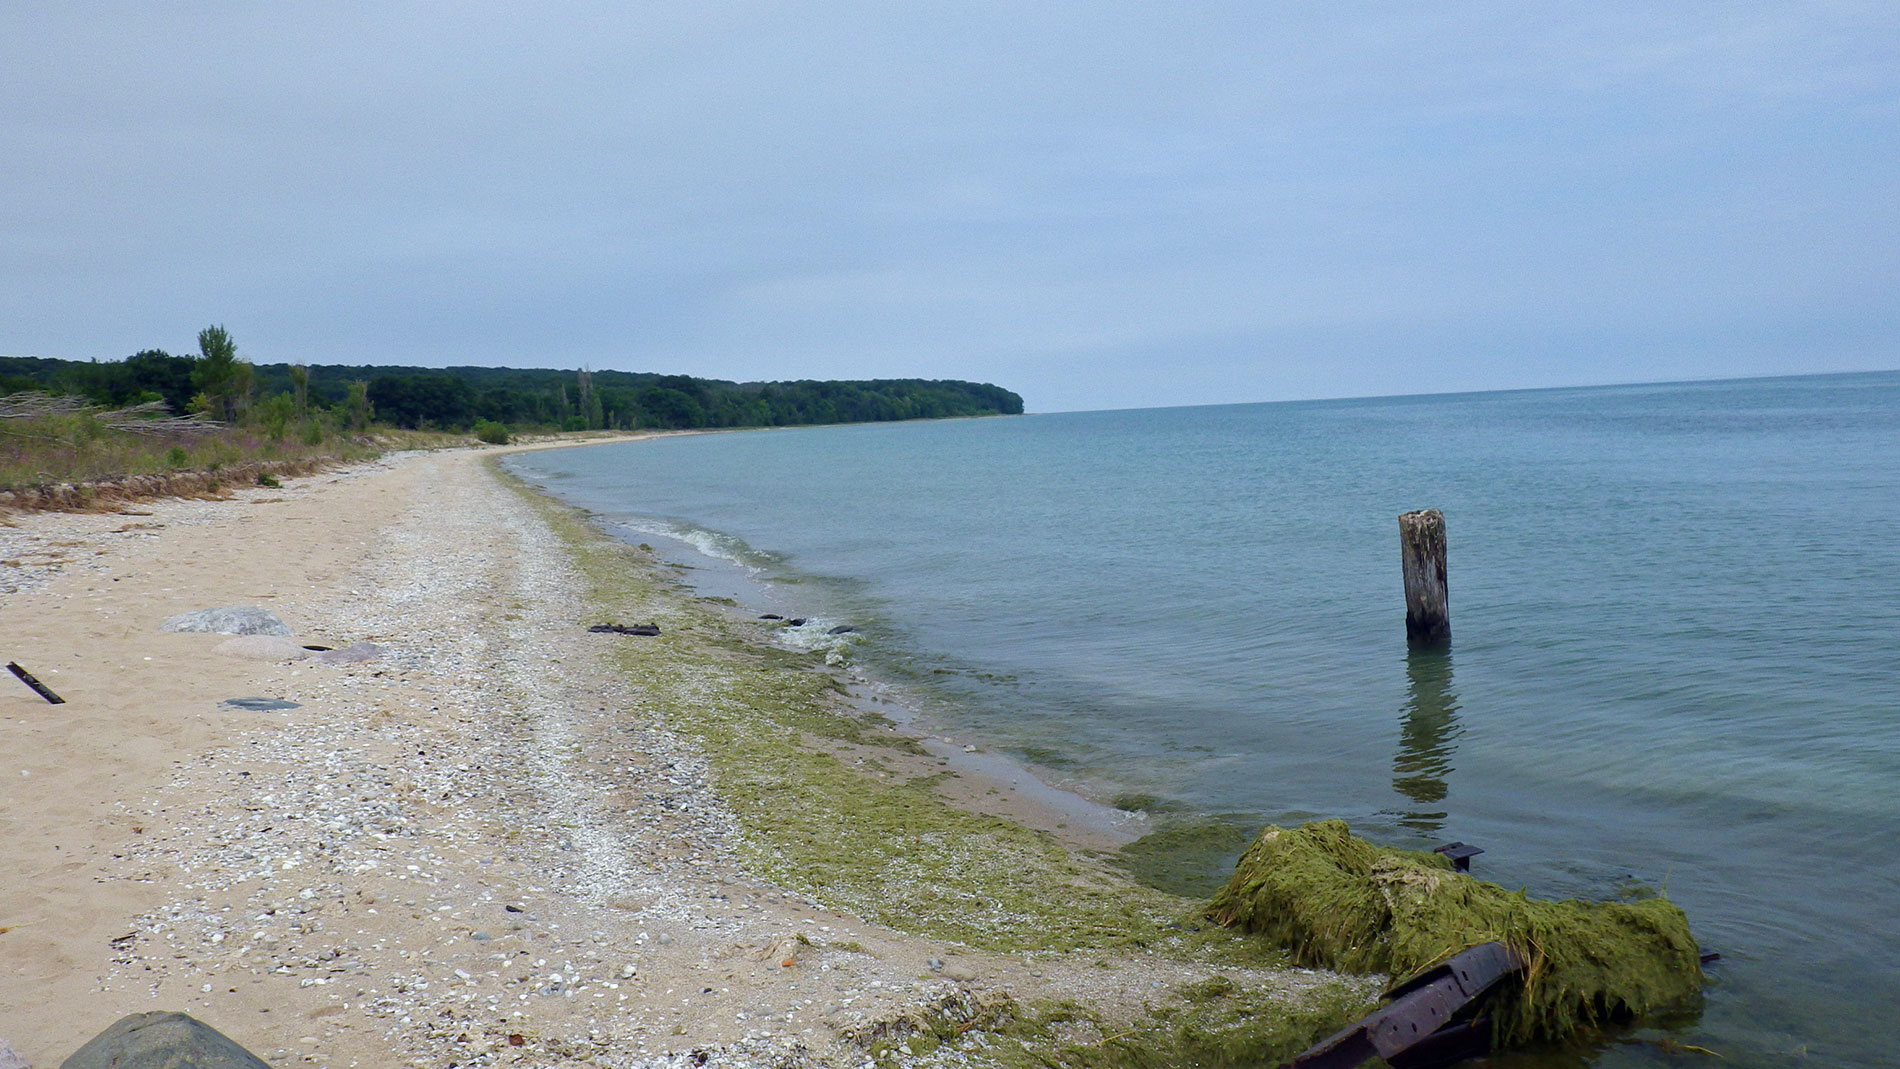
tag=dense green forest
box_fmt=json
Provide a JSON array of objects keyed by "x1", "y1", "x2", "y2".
[{"x1": 0, "y1": 345, "x2": 1024, "y2": 432}]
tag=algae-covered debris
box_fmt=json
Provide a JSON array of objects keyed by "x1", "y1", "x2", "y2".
[{"x1": 1207, "y1": 820, "x2": 1702, "y2": 1047}]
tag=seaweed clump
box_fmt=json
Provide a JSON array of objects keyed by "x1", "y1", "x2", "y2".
[{"x1": 1207, "y1": 820, "x2": 1702, "y2": 1047}]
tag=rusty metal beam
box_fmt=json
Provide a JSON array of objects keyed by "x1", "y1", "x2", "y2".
[{"x1": 1280, "y1": 942, "x2": 1525, "y2": 1069}]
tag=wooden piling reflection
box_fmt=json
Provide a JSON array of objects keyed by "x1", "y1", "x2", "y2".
[{"x1": 1392, "y1": 648, "x2": 1462, "y2": 832}]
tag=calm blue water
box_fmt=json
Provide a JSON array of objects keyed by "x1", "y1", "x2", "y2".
[{"x1": 506, "y1": 372, "x2": 1900, "y2": 1067}]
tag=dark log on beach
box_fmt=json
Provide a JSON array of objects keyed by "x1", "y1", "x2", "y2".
[
  {"x1": 6, "y1": 661, "x2": 65, "y2": 704},
  {"x1": 1399, "y1": 509, "x2": 1450, "y2": 647}
]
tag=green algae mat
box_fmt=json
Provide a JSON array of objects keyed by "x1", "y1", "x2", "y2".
[{"x1": 1208, "y1": 820, "x2": 1703, "y2": 1048}]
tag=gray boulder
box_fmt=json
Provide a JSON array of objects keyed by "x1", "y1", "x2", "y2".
[
  {"x1": 159, "y1": 607, "x2": 293, "y2": 637},
  {"x1": 61, "y1": 1012, "x2": 272, "y2": 1069}
]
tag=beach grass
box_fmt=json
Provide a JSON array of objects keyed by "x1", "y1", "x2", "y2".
[{"x1": 0, "y1": 395, "x2": 470, "y2": 501}]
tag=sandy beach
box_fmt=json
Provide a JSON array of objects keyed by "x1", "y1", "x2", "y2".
[{"x1": 0, "y1": 443, "x2": 1355, "y2": 1068}]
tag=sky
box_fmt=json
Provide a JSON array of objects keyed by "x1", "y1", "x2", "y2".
[{"x1": 4, "y1": 3, "x2": 1896, "y2": 413}]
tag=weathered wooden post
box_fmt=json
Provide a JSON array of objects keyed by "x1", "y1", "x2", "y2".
[{"x1": 1399, "y1": 509, "x2": 1449, "y2": 647}]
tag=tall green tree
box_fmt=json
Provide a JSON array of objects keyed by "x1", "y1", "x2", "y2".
[
  {"x1": 191, "y1": 325, "x2": 249, "y2": 422},
  {"x1": 344, "y1": 380, "x2": 372, "y2": 431},
  {"x1": 289, "y1": 364, "x2": 310, "y2": 420}
]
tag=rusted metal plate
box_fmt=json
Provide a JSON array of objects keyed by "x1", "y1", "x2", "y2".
[
  {"x1": 1281, "y1": 942, "x2": 1525, "y2": 1069},
  {"x1": 1433, "y1": 841, "x2": 1484, "y2": 871}
]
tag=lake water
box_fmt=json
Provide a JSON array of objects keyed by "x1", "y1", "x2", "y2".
[{"x1": 505, "y1": 372, "x2": 1900, "y2": 1067}]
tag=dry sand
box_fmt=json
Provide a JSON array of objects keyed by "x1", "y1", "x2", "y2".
[{"x1": 0, "y1": 444, "x2": 1330, "y2": 1068}]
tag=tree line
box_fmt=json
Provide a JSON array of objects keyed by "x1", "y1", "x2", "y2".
[{"x1": 0, "y1": 330, "x2": 1025, "y2": 435}]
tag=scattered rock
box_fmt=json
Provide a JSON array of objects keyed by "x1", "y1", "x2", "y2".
[
  {"x1": 588, "y1": 623, "x2": 661, "y2": 636},
  {"x1": 220, "y1": 697, "x2": 302, "y2": 712},
  {"x1": 159, "y1": 606, "x2": 293, "y2": 637},
  {"x1": 62, "y1": 1011, "x2": 272, "y2": 1069},
  {"x1": 758, "y1": 614, "x2": 783, "y2": 620},
  {"x1": 215, "y1": 636, "x2": 312, "y2": 661},
  {"x1": 785, "y1": 618, "x2": 807, "y2": 627},
  {"x1": 0, "y1": 1036, "x2": 29, "y2": 1069},
  {"x1": 308, "y1": 641, "x2": 384, "y2": 664},
  {"x1": 944, "y1": 964, "x2": 978, "y2": 982}
]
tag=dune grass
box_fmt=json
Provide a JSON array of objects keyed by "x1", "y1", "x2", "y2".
[{"x1": 0, "y1": 392, "x2": 463, "y2": 499}]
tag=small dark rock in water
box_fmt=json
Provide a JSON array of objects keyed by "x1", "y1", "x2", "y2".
[
  {"x1": 827, "y1": 625, "x2": 857, "y2": 635},
  {"x1": 589, "y1": 623, "x2": 661, "y2": 636},
  {"x1": 759, "y1": 614, "x2": 784, "y2": 620},
  {"x1": 63, "y1": 1011, "x2": 272, "y2": 1069},
  {"x1": 785, "y1": 618, "x2": 808, "y2": 627},
  {"x1": 221, "y1": 697, "x2": 302, "y2": 711}
]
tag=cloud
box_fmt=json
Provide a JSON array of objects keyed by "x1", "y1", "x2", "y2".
[{"x1": 3, "y1": 3, "x2": 1896, "y2": 409}]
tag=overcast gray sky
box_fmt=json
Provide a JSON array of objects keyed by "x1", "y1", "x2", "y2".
[{"x1": 4, "y1": 3, "x2": 1895, "y2": 412}]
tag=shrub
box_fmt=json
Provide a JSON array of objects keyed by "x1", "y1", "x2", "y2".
[{"x1": 473, "y1": 419, "x2": 511, "y2": 445}]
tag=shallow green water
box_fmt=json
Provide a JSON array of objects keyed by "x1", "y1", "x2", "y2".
[{"x1": 510, "y1": 371, "x2": 1900, "y2": 1066}]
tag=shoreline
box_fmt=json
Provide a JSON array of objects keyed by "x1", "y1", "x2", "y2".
[
  {"x1": 0, "y1": 444, "x2": 1366, "y2": 1067},
  {"x1": 502, "y1": 443, "x2": 1150, "y2": 855}
]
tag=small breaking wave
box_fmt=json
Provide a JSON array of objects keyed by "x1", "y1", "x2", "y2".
[
  {"x1": 770, "y1": 616, "x2": 862, "y2": 665},
  {"x1": 612, "y1": 517, "x2": 776, "y2": 571}
]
